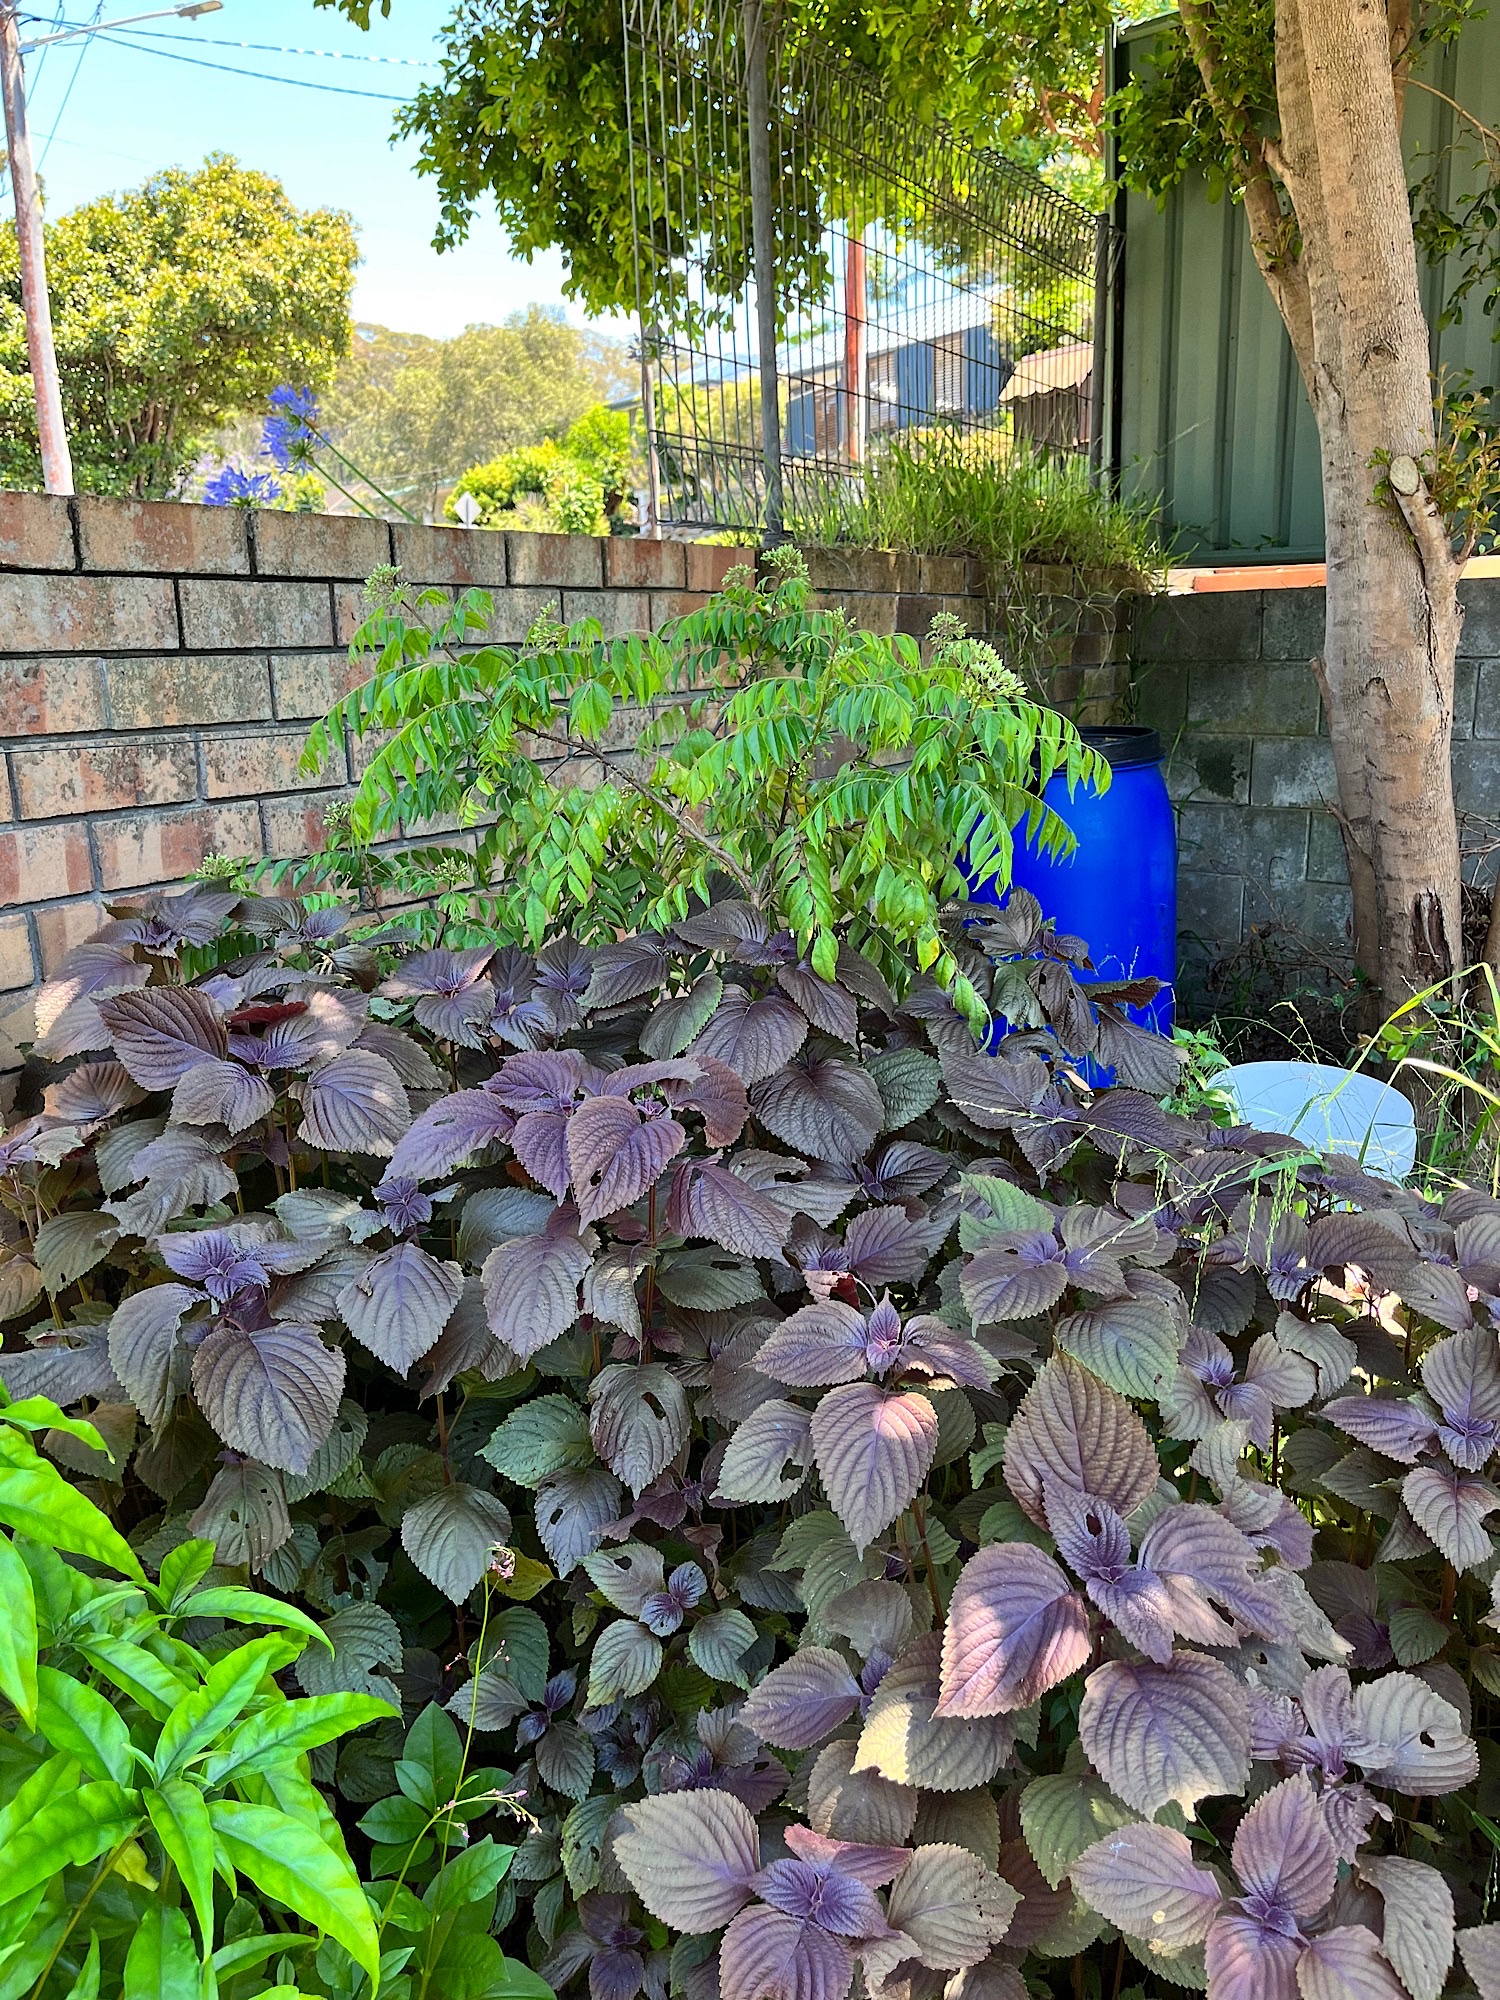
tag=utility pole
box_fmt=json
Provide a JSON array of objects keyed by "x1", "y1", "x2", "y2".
[
  {"x1": 1, "y1": 2, "x2": 72, "y2": 494},
  {"x1": 0, "y1": 0, "x2": 222, "y2": 496}
]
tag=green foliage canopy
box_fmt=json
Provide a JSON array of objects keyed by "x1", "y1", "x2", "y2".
[
  {"x1": 316, "y1": 0, "x2": 1116, "y2": 318},
  {"x1": 0, "y1": 154, "x2": 357, "y2": 498},
  {"x1": 321, "y1": 308, "x2": 631, "y2": 505}
]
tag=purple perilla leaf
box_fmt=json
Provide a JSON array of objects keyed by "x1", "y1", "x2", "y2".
[
  {"x1": 1297, "y1": 1925, "x2": 1406, "y2": 2000},
  {"x1": 299, "y1": 1048, "x2": 411, "y2": 1156},
  {"x1": 568, "y1": 1094, "x2": 687, "y2": 1225},
  {"x1": 1068, "y1": 1821, "x2": 1222, "y2": 1954},
  {"x1": 960, "y1": 1230, "x2": 1070, "y2": 1323},
  {"x1": 936, "y1": 1542, "x2": 1090, "y2": 1717},
  {"x1": 782, "y1": 1826, "x2": 912, "y2": 1889},
  {"x1": 740, "y1": 1647, "x2": 863, "y2": 1750},
  {"x1": 488, "y1": 1049, "x2": 585, "y2": 1112},
  {"x1": 375, "y1": 1175, "x2": 432, "y2": 1234},
  {"x1": 668, "y1": 1157, "x2": 791, "y2": 1262},
  {"x1": 1078, "y1": 1651, "x2": 1250, "y2": 1818},
  {"x1": 1321, "y1": 1394, "x2": 1440, "y2": 1466},
  {"x1": 811, "y1": 1383, "x2": 938, "y2": 1555},
  {"x1": 755, "y1": 1300, "x2": 870, "y2": 1387},
  {"x1": 776, "y1": 964, "x2": 859, "y2": 1043},
  {"x1": 751, "y1": 1055, "x2": 885, "y2": 1165},
  {"x1": 385, "y1": 1088, "x2": 514, "y2": 1182},
  {"x1": 1003, "y1": 1357, "x2": 1158, "y2": 1528},
  {"x1": 1420, "y1": 1328, "x2": 1500, "y2": 1470},
  {"x1": 844, "y1": 1141, "x2": 950, "y2": 1203},
  {"x1": 718, "y1": 1906, "x2": 853, "y2": 2000},
  {"x1": 640, "y1": 1562, "x2": 708, "y2": 1636},
  {"x1": 1231, "y1": 1774, "x2": 1337, "y2": 1927},
  {"x1": 842, "y1": 1204, "x2": 947, "y2": 1286},
  {"x1": 191, "y1": 1318, "x2": 344, "y2": 1476},
  {"x1": 377, "y1": 943, "x2": 494, "y2": 1002},
  {"x1": 693, "y1": 988, "x2": 808, "y2": 1086},
  {"x1": 750, "y1": 1859, "x2": 891, "y2": 1940},
  {"x1": 1401, "y1": 1462, "x2": 1500, "y2": 1570},
  {"x1": 1204, "y1": 1909, "x2": 1304, "y2": 2000},
  {"x1": 483, "y1": 1210, "x2": 593, "y2": 1361},
  {"x1": 98, "y1": 986, "x2": 228, "y2": 1090},
  {"x1": 614, "y1": 1787, "x2": 760, "y2": 1932},
  {"x1": 338, "y1": 1240, "x2": 462, "y2": 1373}
]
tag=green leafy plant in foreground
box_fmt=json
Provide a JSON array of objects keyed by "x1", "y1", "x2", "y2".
[
  {"x1": 294, "y1": 547, "x2": 1105, "y2": 1023},
  {"x1": 0, "y1": 1386, "x2": 391, "y2": 2000}
]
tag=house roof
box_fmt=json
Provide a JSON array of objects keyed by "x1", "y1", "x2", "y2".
[{"x1": 997, "y1": 340, "x2": 1093, "y2": 400}]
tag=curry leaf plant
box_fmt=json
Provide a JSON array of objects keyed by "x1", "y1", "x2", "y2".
[
  {"x1": 297, "y1": 547, "x2": 1104, "y2": 1020},
  {"x1": 9, "y1": 886, "x2": 1500, "y2": 2000}
]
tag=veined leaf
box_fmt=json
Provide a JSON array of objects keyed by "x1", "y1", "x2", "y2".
[
  {"x1": 0, "y1": 1427, "x2": 144, "y2": 1578},
  {"x1": 0, "y1": 1534, "x2": 37, "y2": 1726},
  {"x1": 144, "y1": 1779, "x2": 216, "y2": 1951},
  {"x1": 209, "y1": 1799, "x2": 380, "y2": 1984}
]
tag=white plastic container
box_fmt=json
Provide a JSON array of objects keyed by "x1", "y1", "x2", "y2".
[{"x1": 1205, "y1": 1060, "x2": 1418, "y2": 1181}]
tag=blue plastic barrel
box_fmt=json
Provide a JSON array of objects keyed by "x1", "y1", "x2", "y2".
[{"x1": 972, "y1": 724, "x2": 1177, "y2": 1037}]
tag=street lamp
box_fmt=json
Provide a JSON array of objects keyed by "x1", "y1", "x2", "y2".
[{"x1": 0, "y1": 0, "x2": 227, "y2": 494}]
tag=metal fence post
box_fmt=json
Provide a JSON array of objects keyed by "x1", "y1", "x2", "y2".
[
  {"x1": 742, "y1": 0, "x2": 784, "y2": 541},
  {"x1": 1089, "y1": 211, "x2": 1110, "y2": 488}
]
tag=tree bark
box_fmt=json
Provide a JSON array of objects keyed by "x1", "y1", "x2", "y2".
[
  {"x1": 1184, "y1": 0, "x2": 1463, "y2": 1008},
  {"x1": 1277, "y1": 0, "x2": 1463, "y2": 1003}
]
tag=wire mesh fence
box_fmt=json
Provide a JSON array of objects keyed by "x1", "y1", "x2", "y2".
[{"x1": 621, "y1": 0, "x2": 1115, "y2": 537}]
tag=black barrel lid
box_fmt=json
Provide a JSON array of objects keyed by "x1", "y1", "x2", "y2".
[{"x1": 1077, "y1": 724, "x2": 1162, "y2": 767}]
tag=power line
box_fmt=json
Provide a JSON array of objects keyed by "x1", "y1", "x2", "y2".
[
  {"x1": 113, "y1": 26, "x2": 434, "y2": 64},
  {"x1": 94, "y1": 32, "x2": 415, "y2": 99},
  {"x1": 38, "y1": 0, "x2": 103, "y2": 168}
]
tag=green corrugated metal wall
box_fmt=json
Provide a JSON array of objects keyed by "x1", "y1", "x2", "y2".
[{"x1": 1108, "y1": 11, "x2": 1500, "y2": 562}]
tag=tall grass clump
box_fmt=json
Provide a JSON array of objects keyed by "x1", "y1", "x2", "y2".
[{"x1": 791, "y1": 428, "x2": 1167, "y2": 581}]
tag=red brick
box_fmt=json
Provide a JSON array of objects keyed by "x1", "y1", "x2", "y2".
[
  {"x1": 560, "y1": 590, "x2": 652, "y2": 638},
  {"x1": 0, "y1": 657, "x2": 107, "y2": 735},
  {"x1": 0, "y1": 573, "x2": 177, "y2": 652},
  {"x1": 334, "y1": 583, "x2": 559, "y2": 648},
  {"x1": 0, "y1": 914, "x2": 34, "y2": 992},
  {"x1": 105, "y1": 655, "x2": 272, "y2": 729},
  {"x1": 811, "y1": 590, "x2": 897, "y2": 636},
  {"x1": 649, "y1": 592, "x2": 709, "y2": 628},
  {"x1": 262, "y1": 791, "x2": 352, "y2": 859},
  {"x1": 271, "y1": 650, "x2": 370, "y2": 721},
  {"x1": 13, "y1": 739, "x2": 198, "y2": 819},
  {"x1": 76, "y1": 497, "x2": 249, "y2": 576},
  {"x1": 93, "y1": 804, "x2": 261, "y2": 892},
  {"x1": 919, "y1": 553, "x2": 971, "y2": 596},
  {"x1": 252, "y1": 510, "x2": 392, "y2": 580},
  {"x1": 391, "y1": 523, "x2": 507, "y2": 590},
  {"x1": 179, "y1": 579, "x2": 332, "y2": 650},
  {"x1": 605, "y1": 537, "x2": 687, "y2": 590},
  {"x1": 506, "y1": 532, "x2": 603, "y2": 590},
  {"x1": 0, "y1": 822, "x2": 93, "y2": 905},
  {"x1": 804, "y1": 547, "x2": 901, "y2": 595},
  {"x1": 203, "y1": 729, "x2": 339, "y2": 798},
  {"x1": 0, "y1": 492, "x2": 75, "y2": 572},
  {"x1": 686, "y1": 542, "x2": 755, "y2": 592},
  {"x1": 35, "y1": 899, "x2": 107, "y2": 975}
]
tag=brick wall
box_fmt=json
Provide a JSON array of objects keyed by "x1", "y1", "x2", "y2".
[
  {"x1": 1131, "y1": 579, "x2": 1500, "y2": 1009},
  {"x1": 4, "y1": 496, "x2": 1103, "y2": 1063}
]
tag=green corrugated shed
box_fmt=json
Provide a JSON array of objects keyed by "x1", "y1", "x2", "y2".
[{"x1": 1106, "y1": 11, "x2": 1500, "y2": 562}]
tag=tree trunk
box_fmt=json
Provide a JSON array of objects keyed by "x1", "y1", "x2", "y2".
[
  {"x1": 1186, "y1": 0, "x2": 1466, "y2": 1005},
  {"x1": 1270, "y1": 0, "x2": 1463, "y2": 1006}
]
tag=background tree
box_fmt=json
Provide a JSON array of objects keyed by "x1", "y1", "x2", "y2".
[
  {"x1": 0, "y1": 153, "x2": 357, "y2": 499},
  {"x1": 319, "y1": 307, "x2": 630, "y2": 512}
]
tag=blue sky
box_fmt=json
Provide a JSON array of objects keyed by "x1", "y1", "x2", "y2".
[{"x1": 22, "y1": 0, "x2": 617, "y2": 339}]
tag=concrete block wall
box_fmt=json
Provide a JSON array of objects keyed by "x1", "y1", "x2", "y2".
[{"x1": 1131, "y1": 578, "x2": 1500, "y2": 1008}]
